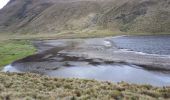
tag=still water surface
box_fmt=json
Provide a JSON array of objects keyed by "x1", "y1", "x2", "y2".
[
  {"x1": 47, "y1": 64, "x2": 170, "y2": 87},
  {"x1": 112, "y1": 35, "x2": 170, "y2": 55}
]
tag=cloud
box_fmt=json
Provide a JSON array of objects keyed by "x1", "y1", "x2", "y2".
[{"x1": 0, "y1": 0, "x2": 10, "y2": 9}]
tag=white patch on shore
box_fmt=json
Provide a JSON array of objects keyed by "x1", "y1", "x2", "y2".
[
  {"x1": 112, "y1": 35, "x2": 127, "y2": 39},
  {"x1": 104, "y1": 40, "x2": 112, "y2": 47},
  {"x1": 2, "y1": 65, "x2": 21, "y2": 73}
]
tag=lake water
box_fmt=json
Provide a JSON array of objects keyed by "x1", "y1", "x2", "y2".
[
  {"x1": 47, "y1": 35, "x2": 170, "y2": 86},
  {"x1": 47, "y1": 64, "x2": 170, "y2": 87},
  {"x1": 112, "y1": 35, "x2": 170, "y2": 55},
  {"x1": 3, "y1": 35, "x2": 170, "y2": 87},
  {"x1": 3, "y1": 63, "x2": 170, "y2": 87}
]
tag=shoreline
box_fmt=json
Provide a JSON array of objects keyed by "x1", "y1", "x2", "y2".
[
  {"x1": 6, "y1": 37, "x2": 170, "y2": 71},
  {"x1": 2, "y1": 35, "x2": 170, "y2": 86},
  {"x1": 34, "y1": 37, "x2": 170, "y2": 70}
]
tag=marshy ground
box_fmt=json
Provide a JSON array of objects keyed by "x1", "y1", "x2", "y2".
[{"x1": 1, "y1": 33, "x2": 170, "y2": 99}]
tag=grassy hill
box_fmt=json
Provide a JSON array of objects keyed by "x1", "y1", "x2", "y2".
[{"x1": 0, "y1": 0, "x2": 170, "y2": 34}]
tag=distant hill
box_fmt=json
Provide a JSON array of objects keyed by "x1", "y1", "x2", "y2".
[{"x1": 0, "y1": 0, "x2": 170, "y2": 34}]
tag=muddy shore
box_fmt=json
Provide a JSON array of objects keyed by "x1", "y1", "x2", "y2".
[{"x1": 6, "y1": 37, "x2": 170, "y2": 73}]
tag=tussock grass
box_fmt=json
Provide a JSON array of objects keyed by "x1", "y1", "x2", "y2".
[{"x1": 0, "y1": 72, "x2": 170, "y2": 100}]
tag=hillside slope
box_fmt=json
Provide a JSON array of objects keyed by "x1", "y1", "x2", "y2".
[{"x1": 0, "y1": 0, "x2": 170, "y2": 34}]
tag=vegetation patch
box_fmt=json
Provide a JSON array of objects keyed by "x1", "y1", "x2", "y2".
[
  {"x1": 0, "y1": 72, "x2": 170, "y2": 100},
  {"x1": 0, "y1": 40, "x2": 36, "y2": 68}
]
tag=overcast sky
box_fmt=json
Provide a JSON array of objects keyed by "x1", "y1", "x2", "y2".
[{"x1": 0, "y1": 0, "x2": 10, "y2": 9}]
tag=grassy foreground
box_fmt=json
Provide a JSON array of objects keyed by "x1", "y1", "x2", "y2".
[{"x1": 0, "y1": 72, "x2": 170, "y2": 100}]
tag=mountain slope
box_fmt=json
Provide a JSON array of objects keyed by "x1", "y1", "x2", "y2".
[{"x1": 0, "y1": 0, "x2": 170, "y2": 34}]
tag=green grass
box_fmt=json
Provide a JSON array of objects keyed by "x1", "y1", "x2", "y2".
[{"x1": 0, "y1": 40, "x2": 36, "y2": 68}]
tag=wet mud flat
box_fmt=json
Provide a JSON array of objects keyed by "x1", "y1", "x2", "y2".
[
  {"x1": 11, "y1": 47, "x2": 116, "y2": 74},
  {"x1": 3, "y1": 37, "x2": 170, "y2": 86}
]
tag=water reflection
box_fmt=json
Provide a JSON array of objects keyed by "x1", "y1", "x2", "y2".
[{"x1": 47, "y1": 64, "x2": 170, "y2": 87}]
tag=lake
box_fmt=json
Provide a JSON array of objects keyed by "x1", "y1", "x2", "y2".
[
  {"x1": 3, "y1": 35, "x2": 170, "y2": 87},
  {"x1": 112, "y1": 35, "x2": 170, "y2": 55}
]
